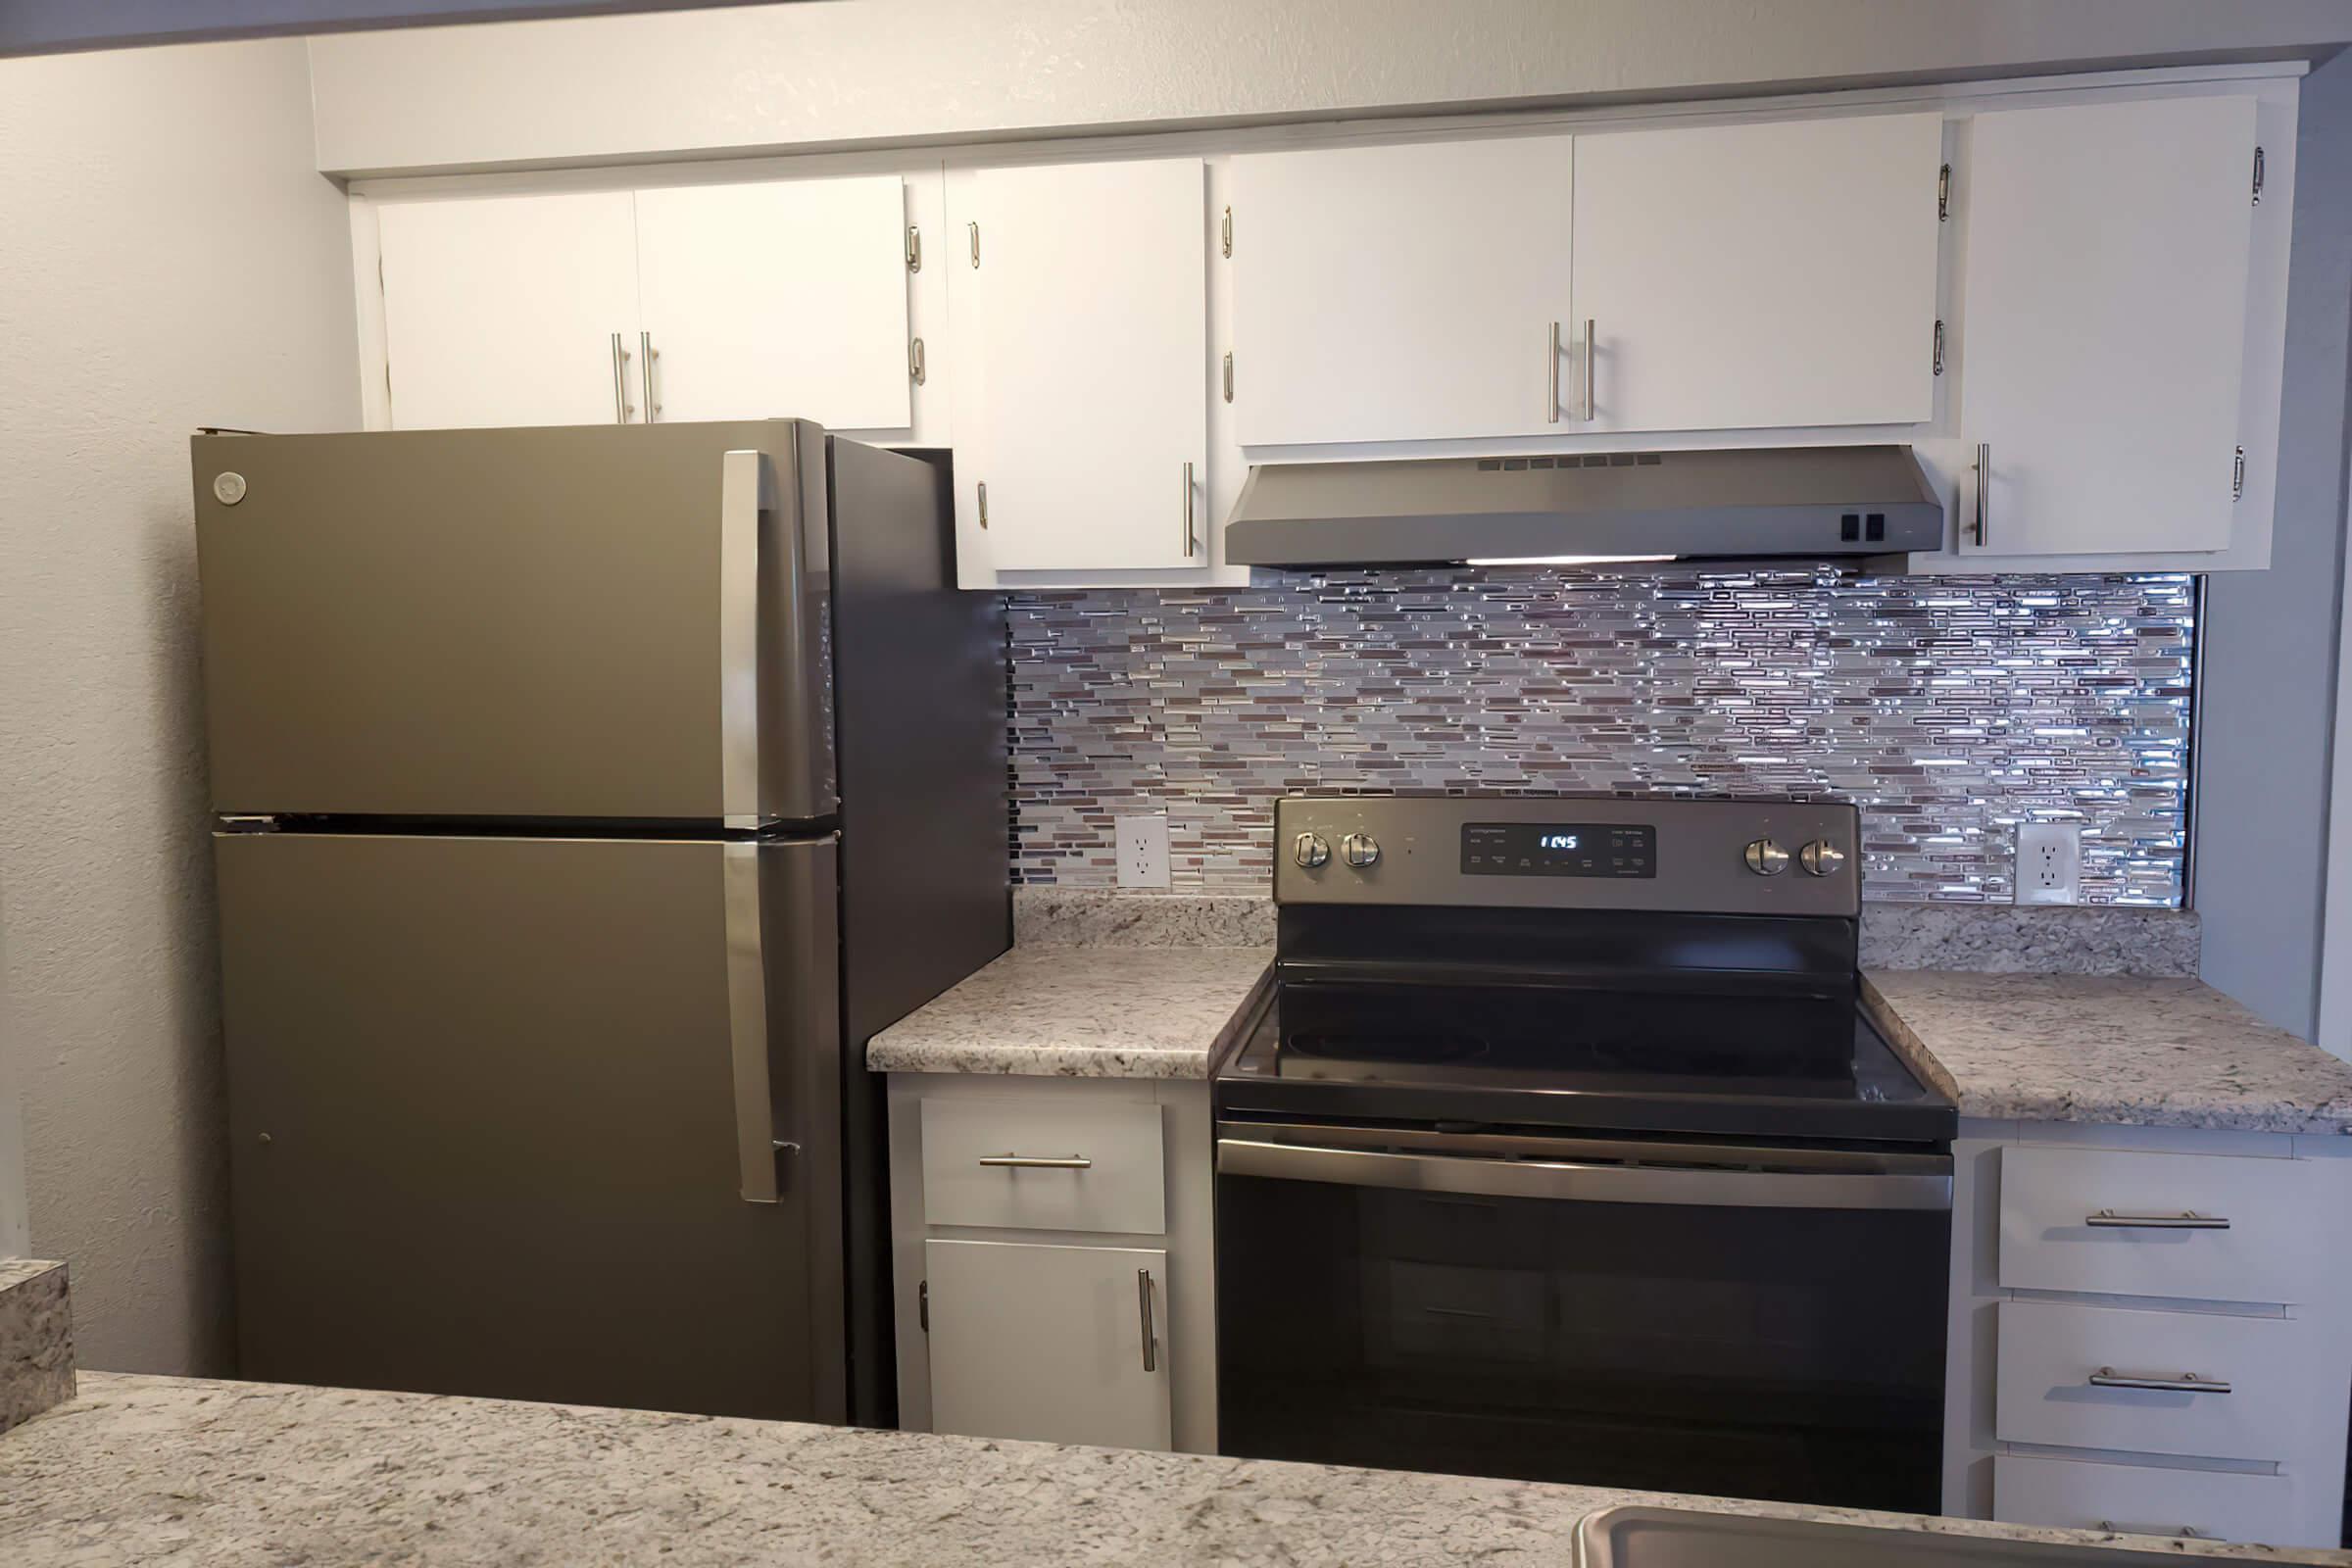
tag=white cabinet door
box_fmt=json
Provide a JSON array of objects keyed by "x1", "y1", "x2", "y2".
[
  {"x1": 633, "y1": 176, "x2": 912, "y2": 432},
  {"x1": 1957, "y1": 95, "x2": 2256, "y2": 557},
  {"x1": 1572, "y1": 113, "x2": 1944, "y2": 433},
  {"x1": 377, "y1": 191, "x2": 641, "y2": 430},
  {"x1": 1231, "y1": 136, "x2": 1575, "y2": 446},
  {"x1": 925, "y1": 1238, "x2": 1172, "y2": 1450},
  {"x1": 969, "y1": 159, "x2": 1208, "y2": 570}
]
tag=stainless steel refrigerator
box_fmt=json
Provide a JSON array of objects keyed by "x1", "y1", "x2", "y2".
[{"x1": 191, "y1": 420, "x2": 1006, "y2": 1425}]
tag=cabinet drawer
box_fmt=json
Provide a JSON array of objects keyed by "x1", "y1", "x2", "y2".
[
  {"x1": 921, "y1": 1098, "x2": 1165, "y2": 1235},
  {"x1": 1994, "y1": 1453, "x2": 2296, "y2": 1545},
  {"x1": 1995, "y1": 1299, "x2": 2305, "y2": 1461},
  {"x1": 1999, "y1": 1146, "x2": 2317, "y2": 1303}
]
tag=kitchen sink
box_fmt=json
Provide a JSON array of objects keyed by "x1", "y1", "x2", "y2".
[{"x1": 1577, "y1": 1506, "x2": 2234, "y2": 1568}]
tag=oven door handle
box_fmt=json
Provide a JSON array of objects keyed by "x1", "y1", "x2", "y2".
[{"x1": 1216, "y1": 1138, "x2": 1952, "y2": 1211}]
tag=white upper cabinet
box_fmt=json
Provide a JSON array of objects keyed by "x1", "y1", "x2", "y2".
[
  {"x1": 1230, "y1": 136, "x2": 1576, "y2": 446},
  {"x1": 633, "y1": 176, "x2": 911, "y2": 432},
  {"x1": 378, "y1": 191, "x2": 641, "y2": 430},
  {"x1": 966, "y1": 158, "x2": 1209, "y2": 571},
  {"x1": 1956, "y1": 95, "x2": 2258, "y2": 557},
  {"x1": 1571, "y1": 113, "x2": 1945, "y2": 433}
]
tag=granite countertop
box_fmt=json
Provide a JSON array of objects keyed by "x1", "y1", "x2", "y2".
[
  {"x1": 6, "y1": 1373, "x2": 2341, "y2": 1566},
  {"x1": 1865, "y1": 970, "x2": 2352, "y2": 1134},
  {"x1": 866, "y1": 944, "x2": 1271, "y2": 1079}
]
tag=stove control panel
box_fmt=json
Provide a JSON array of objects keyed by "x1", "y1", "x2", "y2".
[{"x1": 1275, "y1": 796, "x2": 1860, "y2": 916}]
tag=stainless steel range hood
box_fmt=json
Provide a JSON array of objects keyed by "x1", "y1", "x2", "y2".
[{"x1": 1222, "y1": 445, "x2": 1942, "y2": 567}]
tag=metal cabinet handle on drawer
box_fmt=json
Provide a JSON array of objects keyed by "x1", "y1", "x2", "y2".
[
  {"x1": 1138, "y1": 1268, "x2": 1156, "y2": 1373},
  {"x1": 977, "y1": 1153, "x2": 1093, "y2": 1170},
  {"x1": 2088, "y1": 1367, "x2": 2231, "y2": 1395},
  {"x1": 2085, "y1": 1208, "x2": 2230, "y2": 1230},
  {"x1": 2100, "y1": 1523, "x2": 2203, "y2": 1541}
]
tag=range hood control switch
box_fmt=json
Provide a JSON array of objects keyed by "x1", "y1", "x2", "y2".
[
  {"x1": 1798, "y1": 840, "x2": 1846, "y2": 877},
  {"x1": 1294, "y1": 832, "x2": 1331, "y2": 869},
  {"x1": 1743, "y1": 839, "x2": 1789, "y2": 876},
  {"x1": 1342, "y1": 833, "x2": 1381, "y2": 869}
]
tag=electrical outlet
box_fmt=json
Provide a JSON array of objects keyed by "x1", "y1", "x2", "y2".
[
  {"x1": 1116, "y1": 814, "x2": 1170, "y2": 889},
  {"x1": 2015, "y1": 823, "x2": 2082, "y2": 906}
]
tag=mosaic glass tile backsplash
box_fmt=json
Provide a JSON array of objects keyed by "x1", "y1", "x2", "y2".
[{"x1": 1005, "y1": 567, "x2": 2196, "y2": 905}]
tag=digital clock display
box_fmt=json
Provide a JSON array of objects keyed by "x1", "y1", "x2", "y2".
[{"x1": 1461, "y1": 821, "x2": 1656, "y2": 879}]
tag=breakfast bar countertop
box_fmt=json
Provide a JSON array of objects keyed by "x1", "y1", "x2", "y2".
[{"x1": 4, "y1": 1372, "x2": 2345, "y2": 1568}]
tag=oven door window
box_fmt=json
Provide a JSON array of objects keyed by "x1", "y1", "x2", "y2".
[{"x1": 1215, "y1": 1166, "x2": 1948, "y2": 1513}]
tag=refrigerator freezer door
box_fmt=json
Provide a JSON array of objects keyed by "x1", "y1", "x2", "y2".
[
  {"x1": 214, "y1": 829, "x2": 846, "y2": 1422},
  {"x1": 192, "y1": 420, "x2": 834, "y2": 824}
]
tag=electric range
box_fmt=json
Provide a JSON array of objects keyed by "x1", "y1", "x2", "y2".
[{"x1": 1212, "y1": 795, "x2": 1955, "y2": 1515}]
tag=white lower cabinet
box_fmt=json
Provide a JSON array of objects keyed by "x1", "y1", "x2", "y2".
[
  {"x1": 1945, "y1": 1124, "x2": 2352, "y2": 1547},
  {"x1": 888, "y1": 1074, "x2": 1216, "y2": 1453},
  {"x1": 1994, "y1": 1454, "x2": 2297, "y2": 1545},
  {"x1": 925, "y1": 1238, "x2": 1171, "y2": 1450}
]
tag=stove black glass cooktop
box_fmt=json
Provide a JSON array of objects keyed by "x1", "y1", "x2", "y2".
[{"x1": 1214, "y1": 973, "x2": 1954, "y2": 1144}]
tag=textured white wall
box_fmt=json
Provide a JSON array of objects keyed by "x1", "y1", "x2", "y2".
[
  {"x1": 306, "y1": 0, "x2": 2352, "y2": 174},
  {"x1": 0, "y1": 38, "x2": 359, "y2": 1371}
]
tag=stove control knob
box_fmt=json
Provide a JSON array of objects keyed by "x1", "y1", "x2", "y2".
[
  {"x1": 1742, "y1": 838, "x2": 1789, "y2": 876},
  {"x1": 1293, "y1": 832, "x2": 1331, "y2": 869},
  {"x1": 1341, "y1": 832, "x2": 1381, "y2": 869},
  {"x1": 1798, "y1": 839, "x2": 1846, "y2": 878}
]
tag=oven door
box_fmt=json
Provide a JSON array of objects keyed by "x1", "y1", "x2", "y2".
[{"x1": 1213, "y1": 1123, "x2": 1952, "y2": 1513}]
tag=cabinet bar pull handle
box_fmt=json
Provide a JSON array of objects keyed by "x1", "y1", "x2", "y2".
[
  {"x1": 977, "y1": 480, "x2": 988, "y2": 531},
  {"x1": 906, "y1": 224, "x2": 922, "y2": 272},
  {"x1": 968, "y1": 221, "x2": 980, "y2": 269},
  {"x1": 2100, "y1": 1523, "x2": 2202, "y2": 1541},
  {"x1": 611, "y1": 333, "x2": 633, "y2": 422},
  {"x1": 1138, "y1": 1268, "x2": 1156, "y2": 1373},
  {"x1": 1974, "y1": 441, "x2": 1990, "y2": 548},
  {"x1": 977, "y1": 1153, "x2": 1091, "y2": 1169},
  {"x1": 1221, "y1": 205, "x2": 1233, "y2": 258},
  {"x1": 1546, "y1": 321, "x2": 1561, "y2": 423},
  {"x1": 2085, "y1": 1209, "x2": 2230, "y2": 1230},
  {"x1": 1223, "y1": 352, "x2": 1234, "y2": 404},
  {"x1": 2088, "y1": 1367, "x2": 2230, "y2": 1395},
  {"x1": 640, "y1": 330, "x2": 660, "y2": 421},
  {"x1": 1181, "y1": 460, "x2": 1197, "y2": 558},
  {"x1": 1583, "y1": 318, "x2": 1597, "y2": 421}
]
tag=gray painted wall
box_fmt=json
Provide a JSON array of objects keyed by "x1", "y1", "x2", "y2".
[
  {"x1": 2197, "y1": 51, "x2": 2352, "y2": 1044},
  {"x1": 0, "y1": 37, "x2": 360, "y2": 1371}
]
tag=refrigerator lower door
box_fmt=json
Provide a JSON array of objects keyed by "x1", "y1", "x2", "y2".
[
  {"x1": 191, "y1": 420, "x2": 834, "y2": 824},
  {"x1": 214, "y1": 829, "x2": 846, "y2": 1422}
]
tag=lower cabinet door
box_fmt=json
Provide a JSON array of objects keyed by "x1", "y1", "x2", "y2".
[
  {"x1": 1994, "y1": 1454, "x2": 2296, "y2": 1545},
  {"x1": 925, "y1": 1238, "x2": 1173, "y2": 1450}
]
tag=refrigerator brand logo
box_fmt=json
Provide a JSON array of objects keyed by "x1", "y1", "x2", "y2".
[{"x1": 213, "y1": 471, "x2": 248, "y2": 506}]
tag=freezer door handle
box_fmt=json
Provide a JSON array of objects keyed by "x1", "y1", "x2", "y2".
[
  {"x1": 723, "y1": 842, "x2": 786, "y2": 1202},
  {"x1": 718, "y1": 451, "x2": 769, "y2": 832}
]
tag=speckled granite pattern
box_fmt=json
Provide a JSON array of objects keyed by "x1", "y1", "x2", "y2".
[
  {"x1": 866, "y1": 945, "x2": 1271, "y2": 1078},
  {"x1": 3, "y1": 1374, "x2": 2338, "y2": 1566},
  {"x1": 0, "y1": 1260, "x2": 74, "y2": 1436},
  {"x1": 1013, "y1": 888, "x2": 1276, "y2": 947},
  {"x1": 1861, "y1": 906, "x2": 2199, "y2": 976},
  {"x1": 1015, "y1": 890, "x2": 2199, "y2": 976},
  {"x1": 1865, "y1": 971, "x2": 2352, "y2": 1133}
]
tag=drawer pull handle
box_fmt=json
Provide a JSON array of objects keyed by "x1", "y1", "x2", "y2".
[
  {"x1": 2085, "y1": 1209, "x2": 2230, "y2": 1230},
  {"x1": 2088, "y1": 1367, "x2": 2230, "y2": 1395},
  {"x1": 977, "y1": 1153, "x2": 1093, "y2": 1170},
  {"x1": 2099, "y1": 1523, "x2": 2202, "y2": 1541}
]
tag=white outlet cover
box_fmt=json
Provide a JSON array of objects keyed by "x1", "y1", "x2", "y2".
[
  {"x1": 2015, "y1": 823, "x2": 2082, "y2": 906},
  {"x1": 1116, "y1": 814, "x2": 1171, "y2": 889}
]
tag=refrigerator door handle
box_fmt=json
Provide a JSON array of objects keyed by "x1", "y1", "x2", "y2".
[
  {"x1": 723, "y1": 842, "x2": 787, "y2": 1203},
  {"x1": 718, "y1": 450, "x2": 770, "y2": 832}
]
